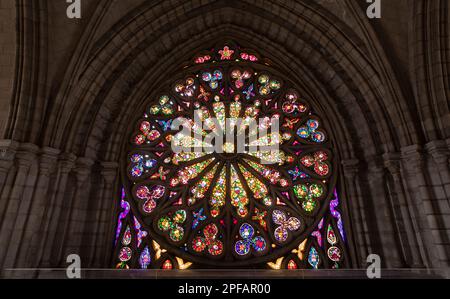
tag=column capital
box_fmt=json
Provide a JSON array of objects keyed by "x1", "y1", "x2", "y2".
[
  {"x1": 101, "y1": 161, "x2": 119, "y2": 185},
  {"x1": 0, "y1": 140, "x2": 19, "y2": 172},
  {"x1": 401, "y1": 144, "x2": 425, "y2": 171},
  {"x1": 15, "y1": 143, "x2": 40, "y2": 168},
  {"x1": 0, "y1": 139, "x2": 19, "y2": 162},
  {"x1": 41, "y1": 147, "x2": 61, "y2": 158},
  {"x1": 401, "y1": 144, "x2": 422, "y2": 157},
  {"x1": 425, "y1": 140, "x2": 449, "y2": 165},
  {"x1": 59, "y1": 153, "x2": 78, "y2": 174},
  {"x1": 383, "y1": 152, "x2": 401, "y2": 175},
  {"x1": 39, "y1": 147, "x2": 61, "y2": 176}
]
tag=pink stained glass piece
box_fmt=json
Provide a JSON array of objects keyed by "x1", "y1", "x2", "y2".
[
  {"x1": 140, "y1": 121, "x2": 151, "y2": 133},
  {"x1": 327, "y1": 246, "x2": 342, "y2": 262},
  {"x1": 288, "y1": 260, "x2": 298, "y2": 270},
  {"x1": 143, "y1": 199, "x2": 156, "y2": 213},
  {"x1": 147, "y1": 130, "x2": 161, "y2": 141},
  {"x1": 119, "y1": 247, "x2": 132, "y2": 262},
  {"x1": 135, "y1": 135, "x2": 146, "y2": 145},
  {"x1": 136, "y1": 186, "x2": 150, "y2": 199}
]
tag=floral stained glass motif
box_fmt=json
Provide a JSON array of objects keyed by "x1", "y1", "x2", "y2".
[
  {"x1": 272, "y1": 210, "x2": 301, "y2": 243},
  {"x1": 115, "y1": 42, "x2": 348, "y2": 269},
  {"x1": 235, "y1": 223, "x2": 267, "y2": 256},
  {"x1": 158, "y1": 210, "x2": 187, "y2": 242},
  {"x1": 192, "y1": 224, "x2": 224, "y2": 256}
]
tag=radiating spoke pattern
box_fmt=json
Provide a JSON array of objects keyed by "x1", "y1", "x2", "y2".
[{"x1": 115, "y1": 43, "x2": 347, "y2": 270}]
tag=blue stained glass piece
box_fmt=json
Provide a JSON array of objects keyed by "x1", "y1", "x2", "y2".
[
  {"x1": 239, "y1": 223, "x2": 255, "y2": 239},
  {"x1": 235, "y1": 240, "x2": 251, "y2": 256},
  {"x1": 308, "y1": 247, "x2": 320, "y2": 269}
]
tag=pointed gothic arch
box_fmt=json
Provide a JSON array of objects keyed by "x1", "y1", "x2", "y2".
[{"x1": 112, "y1": 42, "x2": 351, "y2": 269}]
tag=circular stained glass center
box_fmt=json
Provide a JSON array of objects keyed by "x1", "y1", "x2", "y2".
[{"x1": 124, "y1": 45, "x2": 336, "y2": 267}]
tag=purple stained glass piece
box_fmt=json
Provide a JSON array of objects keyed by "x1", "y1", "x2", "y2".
[
  {"x1": 132, "y1": 165, "x2": 144, "y2": 177},
  {"x1": 331, "y1": 189, "x2": 345, "y2": 241},
  {"x1": 139, "y1": 246, "x2": 151, "y2": 269},
  {"x1": 115, "y1": 189, "x2": 130, "y2": 245},
  {"x1": 239, "y1": 223, "x2": 255, "y2": 239},
  {"x1": 134, "y1": 216, "x2": 148, "y2": 248}
]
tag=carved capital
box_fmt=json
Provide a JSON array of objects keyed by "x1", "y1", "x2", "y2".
[
  {"x1": 15, "y1": 143, "x2": 40, "y2": 169},
  {"x1": 383, "y1": 152, "x2": 401, "y2": 176},
  {"x1": 401, "y1": 145, "x2": 424, "y2": 172},
  {"x1": 39, "y1": 147, "x2": 61, "y2": 176},
  {"x1": 0, "y1": 139, "x2": 19, "y2": 162},
  {"x1": 58, "y1": 153, "x2": 77, "y2": 174},
  {"x1": 101, "y1": 161, "x2": 119, "y2": 185},
  {"x1": 0, "y1": 140, "x2": 19, "y2": 172},
  {"x1": 425, "y1": 140, "x2": 450, "y2": 167}
]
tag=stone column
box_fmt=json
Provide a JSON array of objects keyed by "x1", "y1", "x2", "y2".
[
  {"x1": 92, "y1": 162, "x2": 118, "y2": 268},
  {"x1": 401, "y1": 145, "x2": 441, "y2": 268},
  {"x1": 426, "y1": 140, "x2": 450, "y2": 200},
  {"x1": 17, "y1": 147, "x2": 60, "y2": 268},
  {"x1": 425, "y1": 141, "x2": 450, "y2": 267},
  {"x1": 383, "y1": 152, "x2": 425, "y2": 268},
  {"x1": 37, "y1": 153, "x2": 77, "y2": 267},
  {"x1": 55, "y1": 157, "x2": 95, "y2": 264},
  {"x1": 0, "y1": 143, "x2": 39, "y2": 269},
  {"x1": 3, "y1": 145, "x2": 45, "y2": 270},
  {"x1": 365, "y1": 160, "x2": 403, "y2": 268},
  {"x1": 342, "y1": 159, "x2": 368, "y2": 267}
]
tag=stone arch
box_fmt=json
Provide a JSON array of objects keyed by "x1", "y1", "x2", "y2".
[
  {"x1": 2, "y1": 0, "x2": 449, "y2": 274},
  {"x1": 45, "y1": 0, "x2": 417, "y2": 157},
  {"x1": 39, "y1": 0, "x2": 420, "y2": 268}
]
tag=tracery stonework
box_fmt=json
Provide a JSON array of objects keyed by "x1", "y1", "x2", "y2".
[{"x1": 114, "y1": 43, "x2": 349, "y2": 270}]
